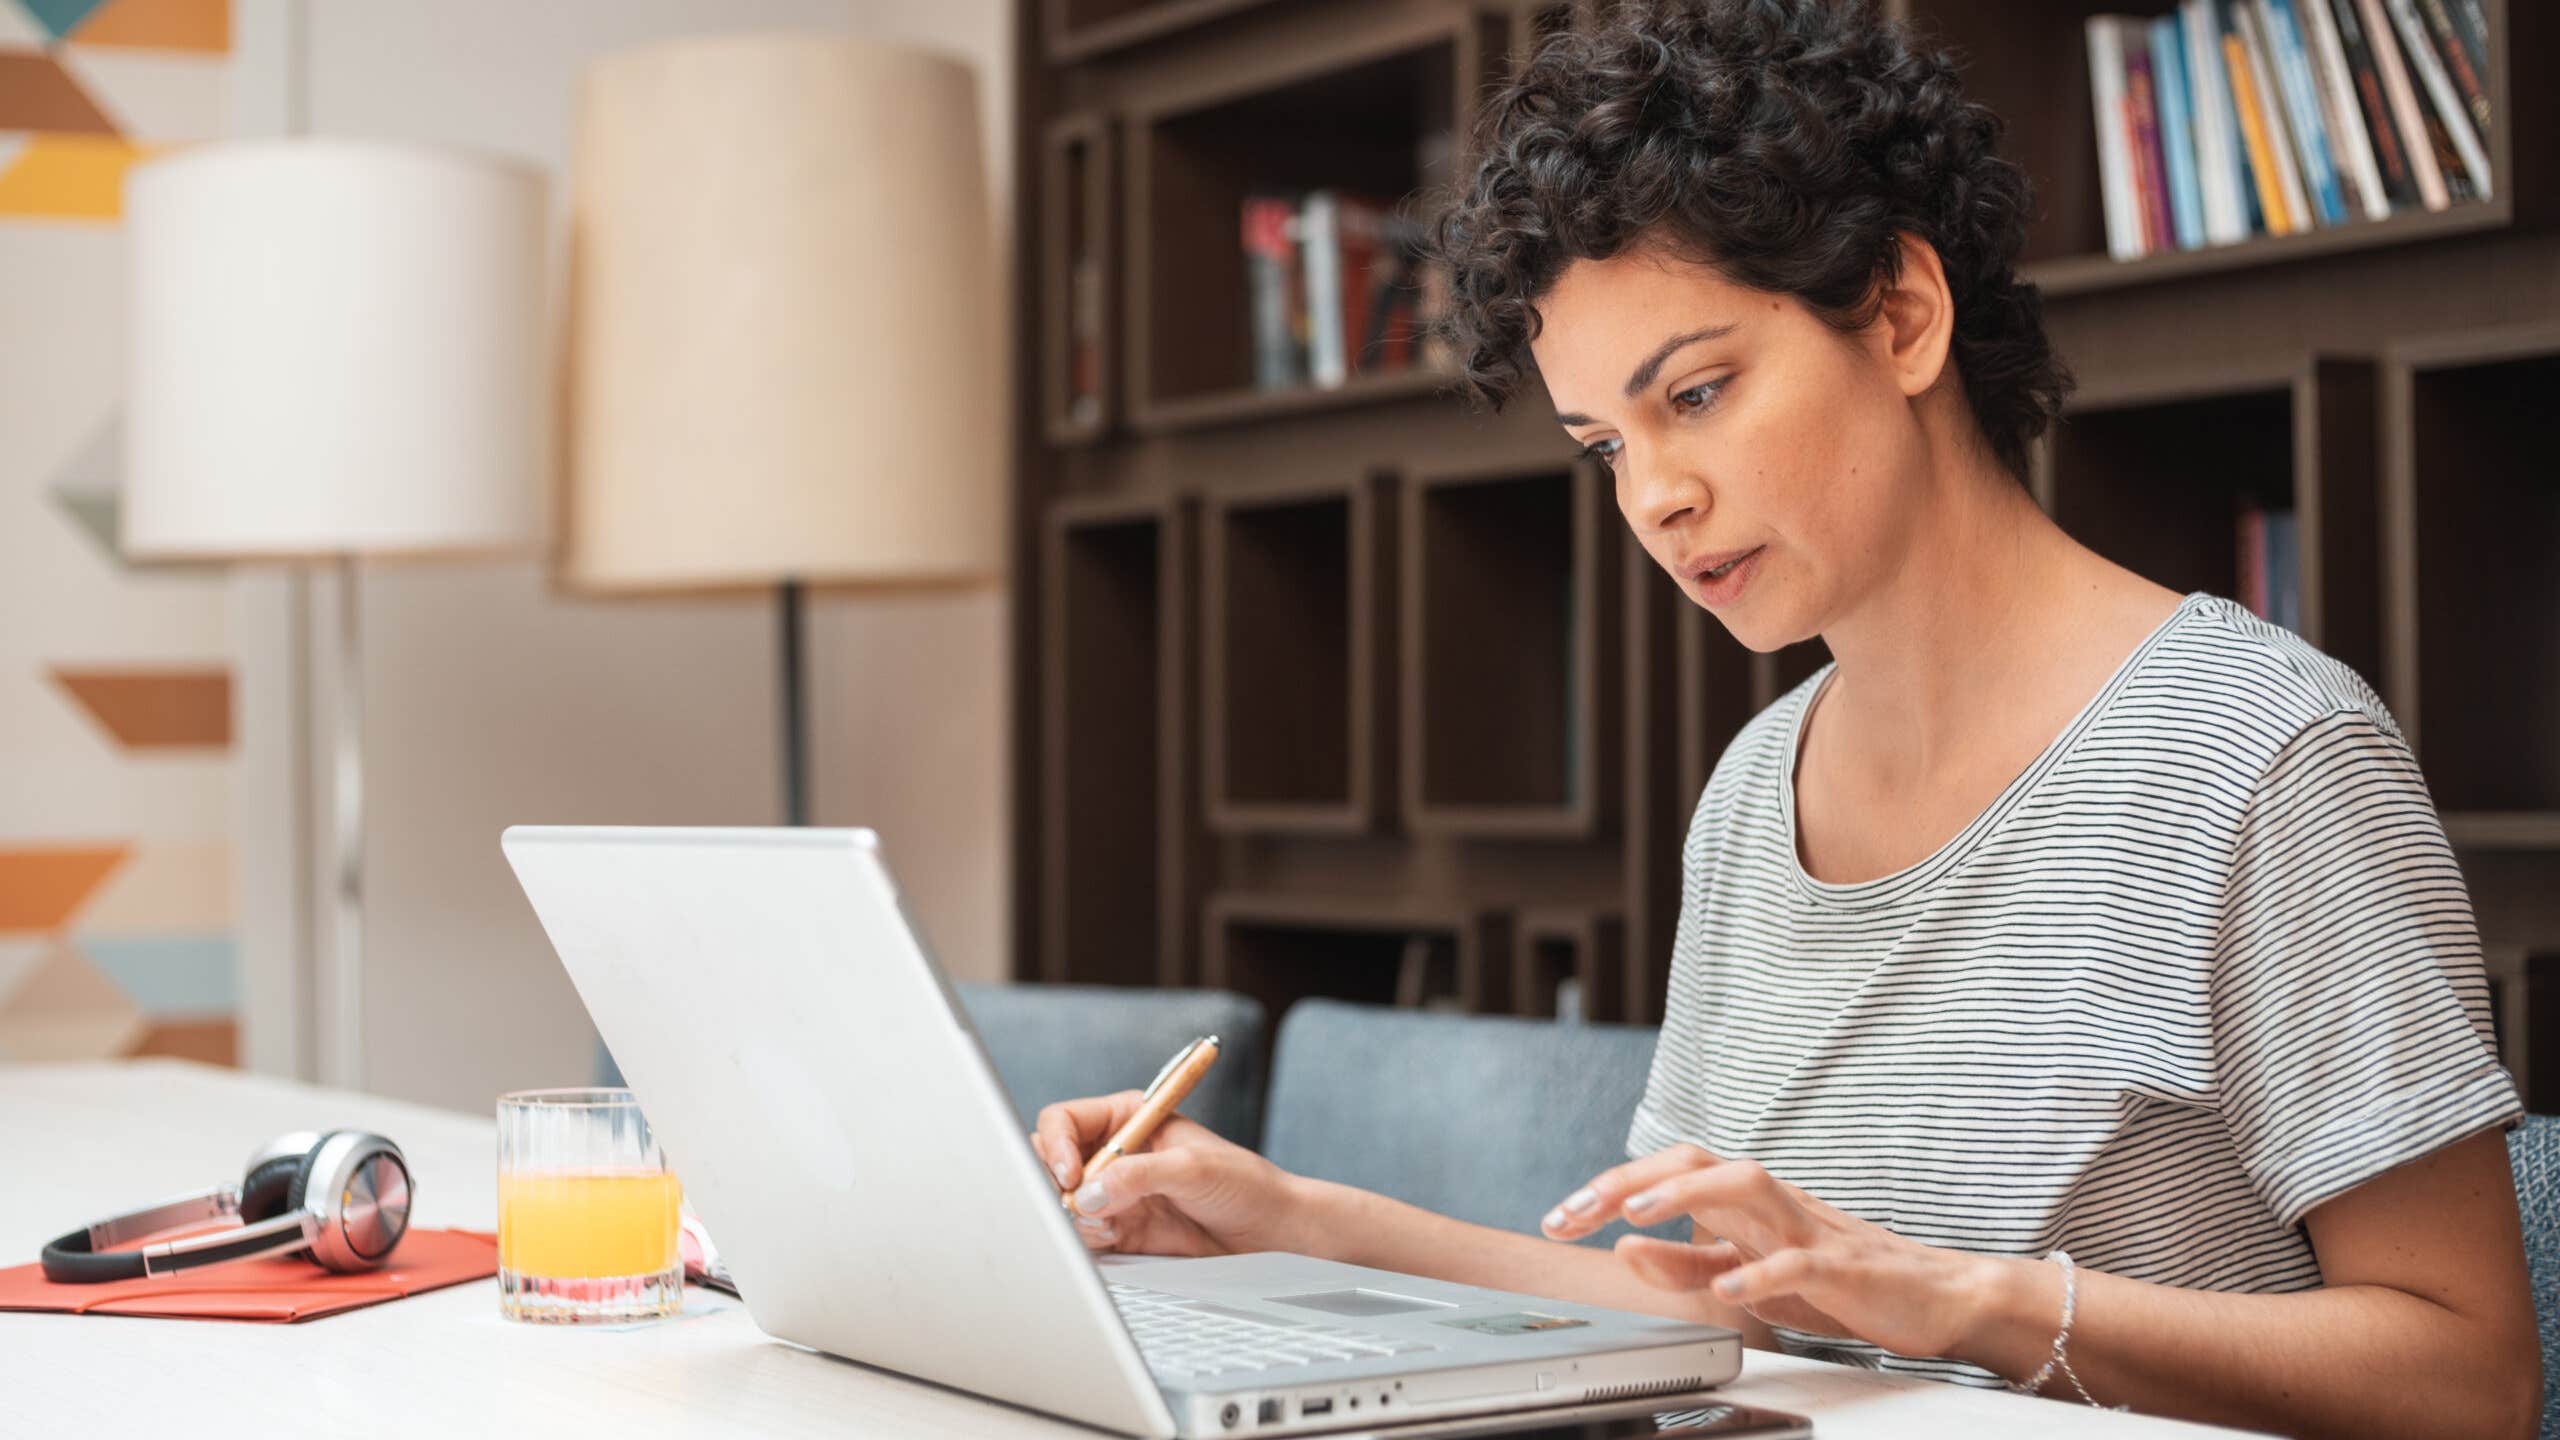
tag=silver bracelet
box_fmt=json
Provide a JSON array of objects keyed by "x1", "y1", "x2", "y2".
[{"x1": 2006, "y1": 1250, "x2": 2130, "y2": 1411}]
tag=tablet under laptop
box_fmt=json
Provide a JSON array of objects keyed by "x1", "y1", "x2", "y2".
[{"x1": 501, "y1": 825, "x2": 1741, "y2": 1437}]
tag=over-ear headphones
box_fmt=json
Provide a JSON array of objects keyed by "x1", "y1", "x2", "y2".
[{"x1": 42, "y1": 1130, "x2": 412, "y2": 1283}]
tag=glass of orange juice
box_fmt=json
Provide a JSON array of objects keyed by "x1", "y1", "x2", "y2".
[{"x1": 496, "y1": 1088, "x2": 683, "y2": 1324}]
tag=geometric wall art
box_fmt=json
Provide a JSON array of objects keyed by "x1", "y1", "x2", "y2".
[{"x1": 3, "y1": 0, "x2": 238, "y2": 1066}]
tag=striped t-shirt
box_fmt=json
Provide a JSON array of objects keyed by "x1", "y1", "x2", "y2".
[{"x1": 1625, "y1": 591, "x2": 2524, "y2": 1388}]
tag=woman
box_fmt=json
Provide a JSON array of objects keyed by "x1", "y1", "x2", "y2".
[{"x1": 1036, "y1": 3, "x2": 2541, "y2": 1434}]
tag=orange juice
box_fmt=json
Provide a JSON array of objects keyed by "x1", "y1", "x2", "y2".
[{"x1": 497, "y1": 1168, "x2": 683, "y2": 1279}]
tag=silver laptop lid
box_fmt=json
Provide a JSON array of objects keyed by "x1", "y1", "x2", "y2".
[{"x1": 501, "y1": 825, "x2": 1178, "y2": 1438}]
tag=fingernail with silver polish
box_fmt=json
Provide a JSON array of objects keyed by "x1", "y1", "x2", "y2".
[
  {"x1": 1625, "y1": 1191, "x2": 1655, "y2": 1214},
  {"x1": 1076, "y1": 1181, "x2": 1108, "y2": 1214},
  {"x1": 1543, "y1": 1209, "x2": 1567, "y2": 1231},
  {"x1": 1564, "y1": 1188, "x2": 1599, "y2": 1214}
]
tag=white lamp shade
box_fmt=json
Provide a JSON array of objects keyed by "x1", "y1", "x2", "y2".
[
  {"x1": 564, "y1": 34, "x2": 1002, "y2": 592},
  {"x1": 122, "y1": 139, "x2": 551, "y2": 560}
]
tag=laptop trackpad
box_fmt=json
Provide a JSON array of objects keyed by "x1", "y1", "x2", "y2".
[{"x1": 1269, "y1": 1288, "x2": 1457, "y2": 1318}]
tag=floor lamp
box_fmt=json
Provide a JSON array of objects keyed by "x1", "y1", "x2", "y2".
[
  {"x1": 561, "y1": 35, "x2": 1002, "y2": 825},
  {"x1": 122, "y1": 140, "x2": 550, "y2": 1089}
]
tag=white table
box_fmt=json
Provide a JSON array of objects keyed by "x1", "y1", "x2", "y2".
[{"x1": 0, "y1": 1061, "x2": 2268, "y2": 1437}]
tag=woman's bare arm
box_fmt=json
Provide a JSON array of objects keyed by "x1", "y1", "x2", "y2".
[
  {"x1": 1949, "y1": 1128, "x2": 2541, "y2": 1440},
  {"x1": 1283, "y1": 1174, "x2": 1782, "y2": 1351}
]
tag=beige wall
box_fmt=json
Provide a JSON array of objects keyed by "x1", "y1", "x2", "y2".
[{"x1": 234, "y1": 0, "x2": 1014, "y2": 1112}]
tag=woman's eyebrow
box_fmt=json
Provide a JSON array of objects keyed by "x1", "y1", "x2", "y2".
[
  {"x1": 1554, "y1": 320, "x2": 1742, "y2": 427},
  {"x1": 1621, "y1": 322, "x2": 1739, "y2": 398}
]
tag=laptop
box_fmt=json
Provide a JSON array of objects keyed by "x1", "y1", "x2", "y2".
[{"x1": 500, "y1": 826, "x2": 1743, "y2": 1438}]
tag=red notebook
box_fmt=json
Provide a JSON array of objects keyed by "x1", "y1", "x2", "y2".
[{"x1": 0, "y1": 1228, "x2": 497, "y2": 1322}]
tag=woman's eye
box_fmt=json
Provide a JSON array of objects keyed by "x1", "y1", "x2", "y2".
[
  {"x1": 1579, "y1": 437, "x2": 1622, "y2": 468},
  {"x1": 1672, "y1": 380, "x2": 1723, "y2": 414}
]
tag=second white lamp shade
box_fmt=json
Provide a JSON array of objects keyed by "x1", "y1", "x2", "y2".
[{"x1": 565, "y1": 34, "x2": 1003, "y2": 592}]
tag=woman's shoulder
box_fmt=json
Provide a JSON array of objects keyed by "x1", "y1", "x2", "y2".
[
  {"x1": 2064, "y1": 593, "x2": 2427, "y2": 840},
  {"x1": 2119, "y1": 591, "x2": 2416, "y2": 784},
  {"x1": 2134, "y1": 593, "x2": 2404, "y2": 751}
]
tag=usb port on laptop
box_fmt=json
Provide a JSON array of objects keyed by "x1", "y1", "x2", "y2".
[{"x1": 1301, "y1": 1399, "x2": 1333, "y2": 1417}]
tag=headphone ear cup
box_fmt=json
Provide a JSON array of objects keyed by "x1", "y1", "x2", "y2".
[
  {"x1": 284, "y1": 1130, "x2": 343, "y2": 1215},
  {"x1": 239, "y1": 1154, "x2": 305, "y2": 1223}
]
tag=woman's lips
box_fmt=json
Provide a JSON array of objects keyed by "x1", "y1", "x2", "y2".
[{"x1": 1686, "y1": 545, "x2": 1764, "y2": 607}]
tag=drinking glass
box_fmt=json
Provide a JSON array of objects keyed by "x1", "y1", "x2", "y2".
[{"x1": 496, "y1": 1087, "x2": 683, "y2": 1323}]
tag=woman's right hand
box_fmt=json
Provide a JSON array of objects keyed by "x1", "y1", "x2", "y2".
[{"x1": 1033, "y1": 1091, "x2": 1314, "y2": 1259}]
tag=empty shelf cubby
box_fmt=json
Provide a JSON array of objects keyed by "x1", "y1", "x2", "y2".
[
  {"x1": 1043, "y1": 497, "x2": 1196, "y2": 986},
  {"x1": 2384, "y1": 323, "x2": 2560, "y2": 846},
  {"x1": 1041, "y1": 112, "x2": 1117, "y2": 446},
  {"x1": 1402, "y1": 460, "x2": 1616, "y2": 837},
  {"x1": 1206, "y1": 892, "x2": 1513, "y2": 1023},
  {"x1": 1515, "y1": 909, "x2": 1627, "y2": 1023},
  {"x1": 1203, "y1": 473, "x2": 1392, "y2": 834}
]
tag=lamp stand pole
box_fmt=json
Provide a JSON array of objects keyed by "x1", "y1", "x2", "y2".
[
  {"x1": 779, "y1": 578, "x2": 809, "y2": 826},
  {"x1": 328, "y1": 553, "x2": 366, "y2": 1089}
]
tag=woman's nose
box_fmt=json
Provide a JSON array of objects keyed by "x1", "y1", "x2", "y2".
[{"x1": 1626, "y1": 451, "x2": 1709, "y2": 533}]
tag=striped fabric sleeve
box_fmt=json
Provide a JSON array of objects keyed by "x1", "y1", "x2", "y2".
[{"x1": 2210, "y1": 709, "x2": 2524, "y2": 1231}]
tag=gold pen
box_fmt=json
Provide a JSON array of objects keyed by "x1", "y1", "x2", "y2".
[{"x1": 1063, "y1": 1034, "x2": 1220, "y2": 1212}]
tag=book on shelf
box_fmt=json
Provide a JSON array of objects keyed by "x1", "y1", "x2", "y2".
[
  {"x1": 2383, "y1": 0, "x2": 2492, "y2": 199},
  {"x1": 2236, "y1": 3, "x2": 2316, "y2": 233},
  {"x1": 2125, "y1": 26, "x2": 2175, "y2": 252},
  {"x1": 2235, "y1": 500, "x2": 2302, "y2": 635},
  {"x1": 2179, "y1": 0, "x2": 2254, "y2": 244},
  {"x1": 2088, "y1": 18, "x2": 2142, "y2": 260},
  {"x1": 2150, "y1": 14, "x2": 2208, "y2": 250},
  {"x1": 1243, "y1": 192, "x2": 1306, "y2": 388},
  {"x1": 2263, "y1": 0, "x2": 2349, "y2": 227},
  {"x1": 1242, "y1": 188, "x2": 1438, "y2": 393},
  {"x1": 1067, "y1": 247, "x2": 1104, "y2": 427},
  {"x1": 2302, "y1": 0, "x2": 2398, "y2": 219},
  {"x1": 2085, "y1": 0, "x2": 2494, "y2": 262}
]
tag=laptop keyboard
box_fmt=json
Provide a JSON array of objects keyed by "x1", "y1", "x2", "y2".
[{"x1": 1109, "y1": 1282, "x2": 1439, "y2": 1379}]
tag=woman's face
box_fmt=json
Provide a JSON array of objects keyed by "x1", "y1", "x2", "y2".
[{"x1": 1528, "y1": 243, "x2": 1939, "y2": 653}]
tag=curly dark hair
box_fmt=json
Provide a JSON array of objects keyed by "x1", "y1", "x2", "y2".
[{"x1": 1427, "y1": 0, "x2": 2072, "y2": 483}]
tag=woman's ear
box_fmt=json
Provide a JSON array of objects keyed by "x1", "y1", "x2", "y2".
[{"x1": 1872, "y1": 230, "x2": 1956, "y2": 401}]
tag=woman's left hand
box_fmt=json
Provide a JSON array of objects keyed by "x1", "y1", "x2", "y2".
[{"x1": 1541, "y1": 1143, "x2": 2001, "y2": 1361}]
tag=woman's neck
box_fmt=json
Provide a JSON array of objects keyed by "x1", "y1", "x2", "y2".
[{"x1": 1810, "y1": 451, "x2": 2146, "y2": 787}]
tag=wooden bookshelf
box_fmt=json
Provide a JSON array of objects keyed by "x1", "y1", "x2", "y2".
[
  {"x1": 1899, "y1": 0, "x2": 2554, "y2": 298},
  {"x1": 1008, "y1": 0, "x2": 2560, "y2": 1042}
]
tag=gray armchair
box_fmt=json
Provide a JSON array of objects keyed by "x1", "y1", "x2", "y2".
[
  {"x1": 2510, "y1": 1115, "x2": 2559, "y2": 1438},
  {"x1": 1260, "y1": 998, "x2": 1683, "y2": 1248}
]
